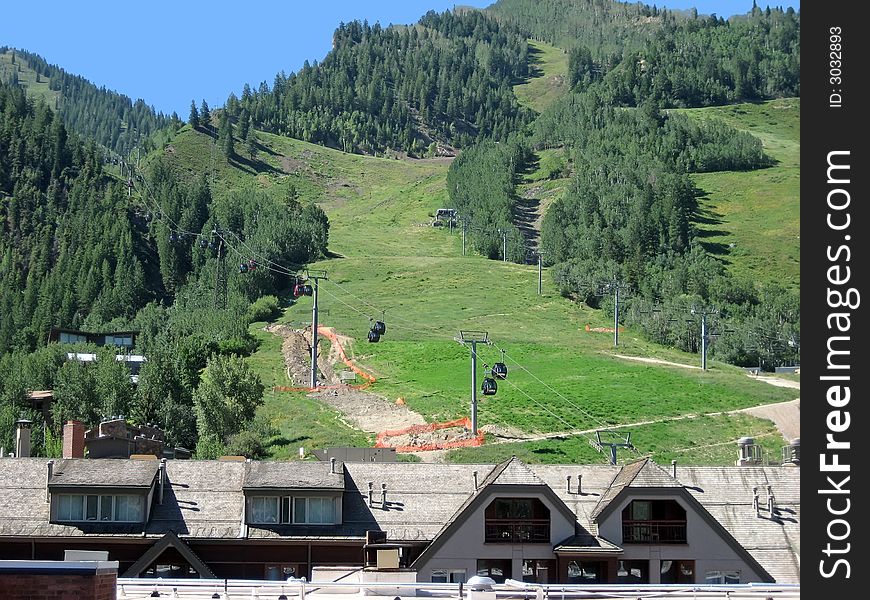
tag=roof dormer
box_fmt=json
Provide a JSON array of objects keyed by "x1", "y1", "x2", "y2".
[{"x1": 242, "y1": 461, "x2": 345, "y2": 526}]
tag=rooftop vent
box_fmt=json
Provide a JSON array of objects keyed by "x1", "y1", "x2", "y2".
[
  {"x1": 736, "y1": 436, "x2": 763, "y2": 466},
  {"x1": 781, "y1": 437, "x2": 800, "y2": 466}
]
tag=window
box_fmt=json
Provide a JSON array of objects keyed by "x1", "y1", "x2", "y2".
[
  {"x1": 661, "y1": 560, "x2": 695, "y2": 584},
  {"x1": 477, "y1": 559, "x2": 511, "y2": 584},
  {"x1": 621, "y1": 499, "x2": 687, "y2": 544},
  {"x1": 705, "y1": 571, "x2": 740, "y2": 584},
  {"x1": 522, "y1": 559, "x2": 555, "y2": 583},
  {"x1": 617, "y1": 560, "x2": 649, "y2": 584},
  {"x1": 56, "y1": 494, "x2": 142, "y2": 522},
  {"x1": 59, "y1": 332, "x2": 86, "y2": 344},
  {"x1": 295, "y1": 496, "x2": 335, "y2": 524},
  {"x1": 567, "y1": 560, "x2": 603, "y2": 584},
  {"x1": 249, "y1": 495, "x2": 336, "y2": 525},
  {"x1": 484, "y1": 498, "x2": 550, "y2": 543},
  {"x1": 431, "y1": 569, "x2": 466, "y2": 584},
  {"x1": 251, "y1": 496, "x2": 280, "y2": 524},
  {"x1": 266, "y1": 564, "x2": 299, "y2": 581}
]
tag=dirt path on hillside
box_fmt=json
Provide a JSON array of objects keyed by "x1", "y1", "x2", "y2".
[
  {"x1": 612, "y1": 354, "x2": 702, "y2": 369},
  {"x1": 739, "y1": 399, "x2": 800, "y2": 442},
  {"x1": 266, "y1": 324, "x2": 425, "y2": 433}
]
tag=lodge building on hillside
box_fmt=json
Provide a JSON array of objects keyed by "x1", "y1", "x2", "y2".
[{"x1": 0, "y1": 429, "x2": 800, "y2": 585}]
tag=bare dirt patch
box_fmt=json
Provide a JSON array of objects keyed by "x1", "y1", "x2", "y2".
[
  {"x1": 740, "y1": 398, "x2": 800, "y2": 441},
  {"x1": 611, "y1": 354, "x2": 702, "y2": 370}
]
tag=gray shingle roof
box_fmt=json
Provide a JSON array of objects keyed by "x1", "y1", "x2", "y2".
[
  {"x1": 147, "y1": 459, "x2": 246, "y2": 539},
  {"x1": 49, "y1": 458, "x2": 158, "y2": 488},
  {"x1": 244, "y1": 460, "x2": 345, "y2": 490},
  {"x1": 0, "y1": 457, "x2": 800, "y2": 583}
]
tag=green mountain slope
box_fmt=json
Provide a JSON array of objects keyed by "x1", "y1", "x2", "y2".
[
  {"x1": 156, "y1": 124, "x2": 794, "y2": 465},
  {"x1": 680, "y1": 98, "x2": 800, "y2": 289},
  {"x1": 1, "y1": 48, "x2": 169, "y2": 156}
]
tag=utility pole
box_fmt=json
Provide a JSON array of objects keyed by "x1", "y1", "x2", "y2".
[
  {"x1": 689, "y1": 306, "x2": 721, "y2": 370},
  {"x1": 536, "y1": 251, "x2": 547, "y2": 295},
  {"x1": 213, "y1": 237, "x2": 227, "y2": 310},
  {"x1": 501, "y1": 230, "x2": 507, "y2": 262},
  {"x1": 455, "y1": 331, "x2": 491, "y2": 436},
  {"x1": 596, "y1": 279, "x2": 627, "y2": 347},
  {"x1": 461, "y1": 218, "x2": 467, "y2": 256},
  {"x1": 306, "y1": 270, "x2": 328, "y2": 388}
]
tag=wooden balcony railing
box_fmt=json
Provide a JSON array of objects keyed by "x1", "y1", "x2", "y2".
[
  {"x1": 622, "y1": 520, "x2": 687, "y2": 544},
  {"x1": 485, "y1": 519, "x2": 550, "y2": 543}
]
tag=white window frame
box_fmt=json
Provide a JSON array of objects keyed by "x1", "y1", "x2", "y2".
[
  {"x1": 293, "y1": 496, "x2": 335, "y2": 524},
  {"x1": 249, "y1": 495, "x2": 337, "y2": 525},
  {"x1": 250, "y1": 496, "x2": 280, "y2": 524},
  {"x1": 430, "y1": 569, "x2": 465, "y2": 583},
  {"x1": 56, "y1": 494, "x2": 142, "y2": 522},
  {"x1": 704, "y1": 570, "x2": 740, "y2": 584}
]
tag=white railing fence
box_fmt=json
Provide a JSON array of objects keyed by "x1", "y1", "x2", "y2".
[{"x1": 117, "y1": 579, "x2": 800, "y2": 600}]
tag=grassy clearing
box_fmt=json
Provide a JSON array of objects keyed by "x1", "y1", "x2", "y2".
[
  {"x1": 359, "y1": 341, "x2": 794, "y2": 431},
  {"x1": 164, "y1": 120, "x2": 798, "y2": 464},
  {"x1": 446, "y1": 413, "x2": 785, "y2": 466},
  {"x1": 678, "y1": 98, "x2": 800, "y2": 289},
  {"x1": 513, "y1": 40, "x2": 570, "y2": 113},
  {"x1": 0, "y1": 51, "x2": 60, "y2": 108}
]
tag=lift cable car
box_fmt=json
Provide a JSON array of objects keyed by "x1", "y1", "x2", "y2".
[
  {"x1": 239, "y1": 263, "x2": 249, "y2": 273},
  {"x1": 367, "y1": 328, "x2": 381, "y2": 343},
  {"x1": 371, "y1": 319, "x2": 386, "y2": 336},
  {"x1": 490, "y1": 348, "x2": 508, "y2": 380},
  {"x1": 481, "y1": 377, "x2": 498, "y2": 396}
]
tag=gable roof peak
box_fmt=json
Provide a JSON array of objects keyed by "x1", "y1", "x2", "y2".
[{"x1": 484, "y1": 456, "x2": 546, "y2": 487}]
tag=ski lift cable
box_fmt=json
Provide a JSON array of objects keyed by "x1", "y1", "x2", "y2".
[
  {"x1": 497, "y1": 376, "x2": 604, "y2": 453},
  {"x1": 324, "y1": 278, "x2": 442, "y2": 333},
  {"x1": 316, "y1": 287, "x2": 420, "y2": 333},
  {"x1": 491, "y1": 342, "x2": 612, "y2": 432}
]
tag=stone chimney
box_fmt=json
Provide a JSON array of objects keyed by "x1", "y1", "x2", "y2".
[
  {"x1": 63, "y1": 420, "x2": 85, "y2": 459},
  {"x1": 15, "y1": 418, "x2": 33, "y2": 458}
]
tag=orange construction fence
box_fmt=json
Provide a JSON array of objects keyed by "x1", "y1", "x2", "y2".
[
  {"x1": 375, "y1": 417, "x2": 486, "y2": 453},
  {"x1": 273, "y1": 325, "x2": 376, "y2": 393}
]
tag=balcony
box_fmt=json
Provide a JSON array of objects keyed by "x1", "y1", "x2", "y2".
[
  {"x1": 485, "y1": 519, "x2": 550, "y2": 543},
  {"x1": 622, "y1": 520, "x2": 687, "y2": 544}
]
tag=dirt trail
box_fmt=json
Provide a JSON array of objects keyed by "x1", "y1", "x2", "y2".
[
  {"x1": 612, "y1": 354, "x2": 702, "y2": 370},
  {"x1": 265, "y1": 324, "x2": 428, "y2": 435},
  {"x1": 739, "y1": 398, "x2": 800, "y2": 442}
]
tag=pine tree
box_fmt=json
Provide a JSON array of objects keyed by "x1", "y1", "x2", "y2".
[
  {"x1": 200, "y1": 100, "x2": 211, "y2": 131},
  {"x1": 189, "y1": 100, "x2": 200, "y2": 129},
  {"x1": 245, "y1": 126, "x2": 257, "y2": 160}
]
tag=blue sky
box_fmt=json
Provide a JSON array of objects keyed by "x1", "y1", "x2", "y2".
[{"x1": 1, "y1": 1, "x2": 799, "y2": 117}]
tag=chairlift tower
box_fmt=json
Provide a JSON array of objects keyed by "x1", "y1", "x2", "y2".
[
  {"x1": 690, "y1": 306, "x2": 723, "y2": 371},
  {"x1": 590, "y1": 430, "x2": 635, "y2": 465},
  {"x1": 455, "y1": 331, "x2": 491, "y2": 436},
  {"x1": 213, "y1": 237, "x2": 228, "y2": 310},
  {"x1": 305, "y1": 270, "x2": 328, "y2": 388},
  {"x1": 592, "y1": 278, "x2": 629, "y2": 347}
]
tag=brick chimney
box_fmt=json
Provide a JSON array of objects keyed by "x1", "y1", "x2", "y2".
[{"x1": 63, "y1": 420, "x2": 85, "y2": 459}]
